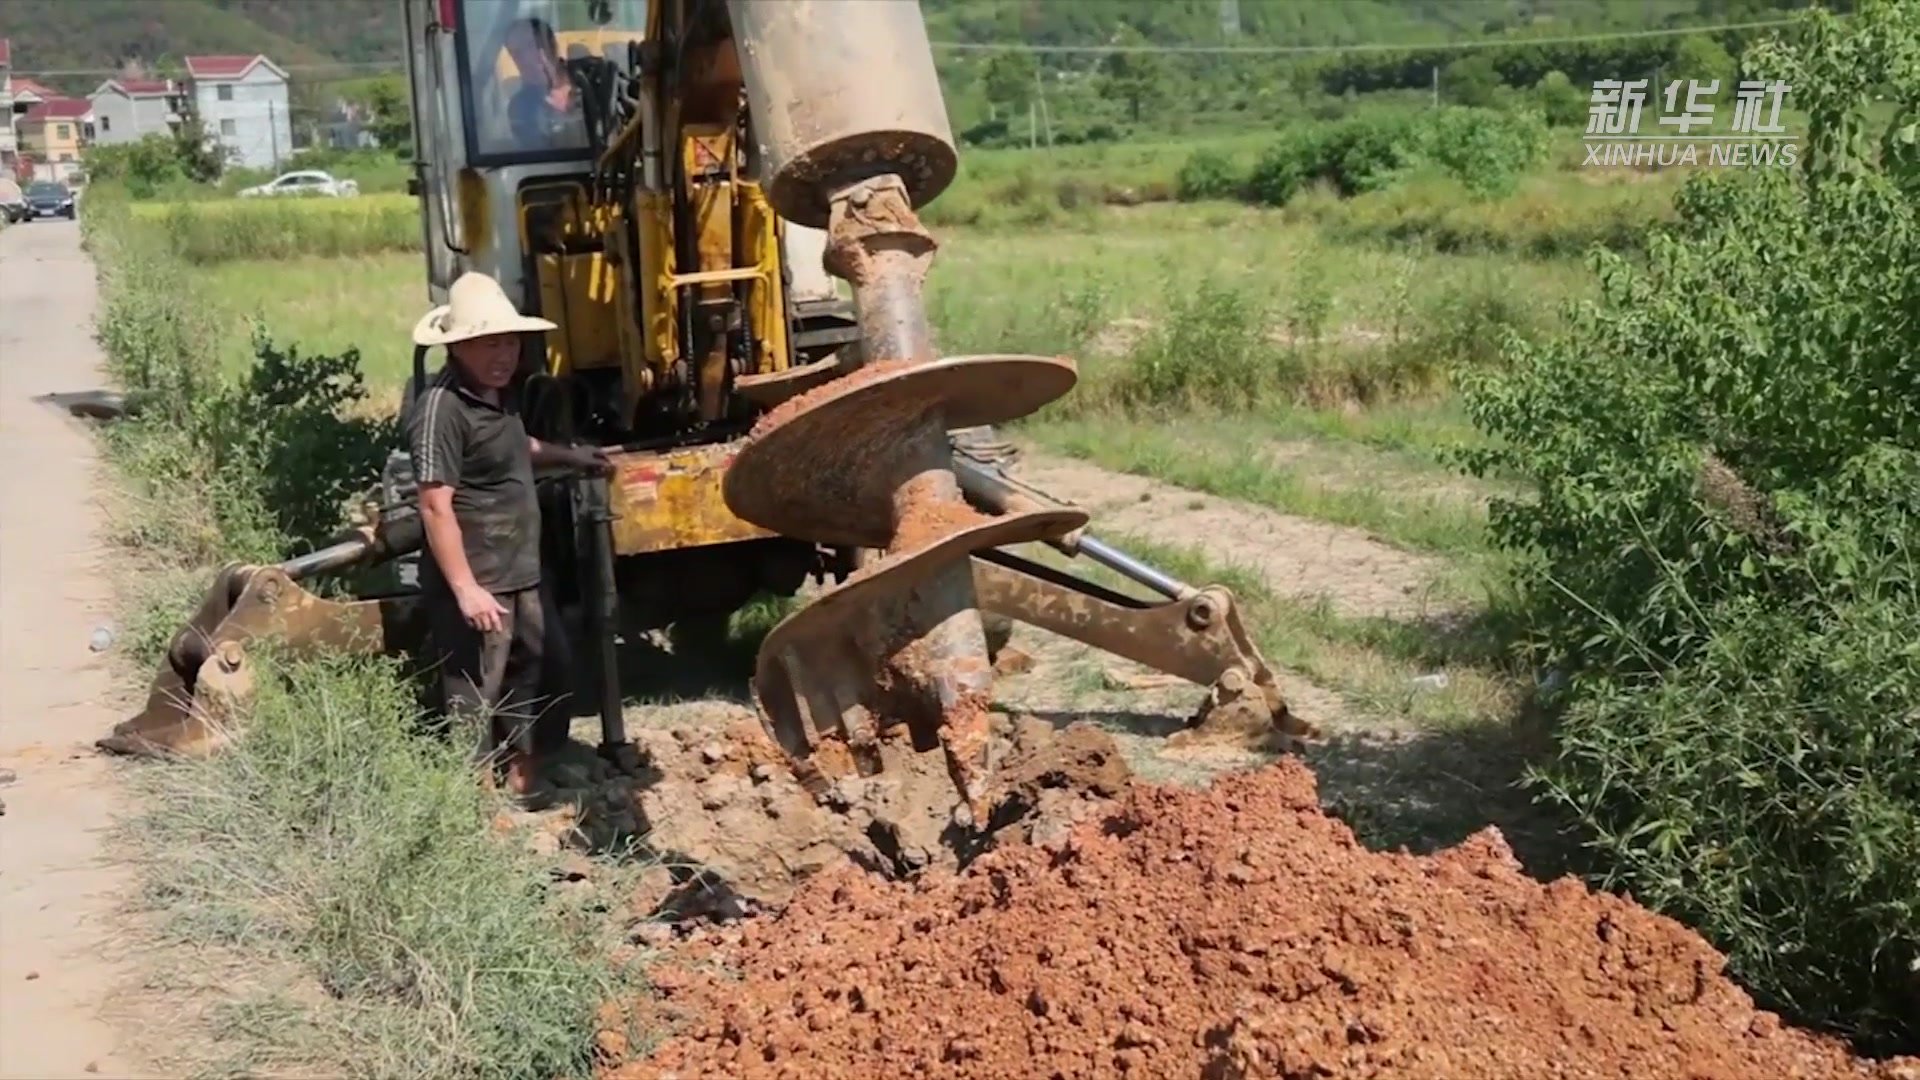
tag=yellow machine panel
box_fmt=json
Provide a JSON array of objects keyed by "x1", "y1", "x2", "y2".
[
  {"x1": 536, "y1": 251, "x2": 624, "y2": 372},
  {"x1": 606, "y1": 442, "x2": 773, "y2": 556}
]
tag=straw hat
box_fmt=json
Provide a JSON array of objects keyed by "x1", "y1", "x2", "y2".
[{"x1": 411, "y1": 271, "x2": 557, "y2": 347}]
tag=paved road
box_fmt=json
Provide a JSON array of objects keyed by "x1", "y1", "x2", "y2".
[{"x1": 0, "y1": 219, "x2": 151, "y2": 1077}]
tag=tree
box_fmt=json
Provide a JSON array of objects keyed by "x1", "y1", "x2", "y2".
[
  {"x1": 1444, "y1": 54, "x2": 1503, "y2": 108},
  {"x1": 364, "y1": 76, "x2": 414, "y2": 153},
  {"x1": 981, "y1": 49, "x2": 1037, "y2": 116},
  {"x1": 1534, "y1": 70, "x2": 1589, "y2": 127},
  {"x1": 1670, "y1": 34, "x2": 1737, "y2": 90},
  {"x1": 171, "y1": 114, "x2": 230, "y2": 182},
  {"x1": 1098, "y1": 26, "x2": 1165, "y2": 124}
]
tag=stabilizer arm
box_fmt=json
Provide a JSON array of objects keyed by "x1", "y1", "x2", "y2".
[{"x1": 953, "y1": 454, "x2": 1316, "y2": 750}]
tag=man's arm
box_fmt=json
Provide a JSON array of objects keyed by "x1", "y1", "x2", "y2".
[{"x1": 529, "y1": 436, "x2": 613, "y2": 474}]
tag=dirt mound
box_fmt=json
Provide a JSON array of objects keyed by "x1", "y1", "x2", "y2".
[
  {"x1": 628, "y1": 715, "x2": 1131, "y2": 916},
  {"x1": 602, "y1": 759, "x2": 1913, "y2": 1080}
]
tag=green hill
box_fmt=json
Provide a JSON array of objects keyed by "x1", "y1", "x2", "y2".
[{"x1": 0, "y1": 0, "x2": 1826, "y2": 108}]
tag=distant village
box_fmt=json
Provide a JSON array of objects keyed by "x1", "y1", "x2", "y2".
[{"x1": 0, "y1": 37, "x2": 377, "y2": 184}]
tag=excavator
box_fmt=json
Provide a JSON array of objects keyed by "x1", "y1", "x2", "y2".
[{"x1": 100, "y1": 0, "x2": 1309, "y2": 809}]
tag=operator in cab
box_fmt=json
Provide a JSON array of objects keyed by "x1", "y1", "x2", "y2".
[
  {"x1": 502, "y1": 15, "x2": 584, "y2": 151},
  {"x1": 407, "y1": 272, "x2": 611, "y2": 806}
]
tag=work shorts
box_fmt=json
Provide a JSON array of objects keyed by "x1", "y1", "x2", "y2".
[{"x1": 424, "y1": 584, "x2": 572, "y2": 759}]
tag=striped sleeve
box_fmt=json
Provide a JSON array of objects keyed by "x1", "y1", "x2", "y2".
[{"x1": 407, "y1": 386, "x2": 465, "y2": 487}]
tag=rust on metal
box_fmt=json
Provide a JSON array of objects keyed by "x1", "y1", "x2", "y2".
[
  {"x1": 99, "y1": 566, "x2": 422, "y2": 759},
  {"x1": 723, "y1": 170, "x2": 1084, "y2": 812},
  {"x1": 970, "y1": 554, "x2": 1317, "y2": 752}
]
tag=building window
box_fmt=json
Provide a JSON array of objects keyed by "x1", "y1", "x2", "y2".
[
  {"x1": 58, "y1": 153, "x2": 73, "y2": 163},
  {"x1": 220, "y1": 119, "x2": 237, "y2": 136},
  {"x1": 56, "y1": 124, "x2": 70, "y2": 140},
  {"x1": 217, "y1": 84, "x2": 233, "y2": 102},
  {"x1": 100, "y1": 116, "x2": 112, "y2": 132}
]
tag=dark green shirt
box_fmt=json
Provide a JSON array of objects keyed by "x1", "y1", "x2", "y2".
[{"x1": 406, "y1": 366, "x2": 541, "y2": 594}]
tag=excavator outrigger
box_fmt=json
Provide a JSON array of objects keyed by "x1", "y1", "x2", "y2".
[{"x1": 101, "y1": 0, "x2": 1311, "y2": 805}]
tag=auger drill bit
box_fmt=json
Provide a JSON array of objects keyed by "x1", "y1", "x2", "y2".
[{"x1": 723, "y1": 174, "x2": 1085, "y2": 816}]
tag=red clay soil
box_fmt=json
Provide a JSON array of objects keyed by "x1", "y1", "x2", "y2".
[
  {"x1": 600, "y1": 758, "x2": 1916, "y2": 1080},
  {"x1": 749, "y1": 358, "x2": 919, "y2": 438},
  {"x1": 888, "y1": 474, "x2": 988, "y2": 555}
]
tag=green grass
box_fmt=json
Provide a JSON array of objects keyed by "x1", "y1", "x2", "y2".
[
  {"x1": 119, "y1": 651, "x2": 636, "y2": 1079},
  {"x1": 204, "y1": 252, "x2": 425, "y2": 394},
  {"x1": 1024, "y1": 412, "x2": 1500, "y2": 559},
  {"x1": 133, "y1": 194, "x2": 418, "y2": 263}
]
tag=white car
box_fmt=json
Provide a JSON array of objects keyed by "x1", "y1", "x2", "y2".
[{"x1": 238, "y1": 170, "x2": 360, "y2": 198}]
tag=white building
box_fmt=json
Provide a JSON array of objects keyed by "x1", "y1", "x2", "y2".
[
  {"x1": 89, "y1": 77, "x2": 186, "y2": 146},
  {"x1": 0, "y1": 39, "x2": 15, "y2": 173},
  {"x1": 185, "y1": 54, "x2": 292, "y2": 171}
]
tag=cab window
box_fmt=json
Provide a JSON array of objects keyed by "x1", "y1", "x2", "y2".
[{"x1": 457, "y1": 0, "x2": 648, "y2": 162}]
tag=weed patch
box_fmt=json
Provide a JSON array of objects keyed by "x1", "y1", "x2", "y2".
[{"x1": 122, "y1": 652, "x2": 630, "y2": 1079}]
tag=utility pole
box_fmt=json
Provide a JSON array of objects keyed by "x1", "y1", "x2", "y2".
[
  {"x1": 1028, "y1": 99, "x2": 1036, "y2": 149},
  {"x1": 1432, "y1": 64, "x2": 1439, "y2": 107},
  {"x1": 1033, "y1": 65, "x2": 1053, "y2": 148}
]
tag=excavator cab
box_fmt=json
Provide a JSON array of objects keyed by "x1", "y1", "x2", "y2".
[{"x1": 100, "y1": 0, "x2": 1312, "y2": 810}]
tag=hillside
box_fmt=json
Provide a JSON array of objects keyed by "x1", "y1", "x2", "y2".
[{"x1": 2, "y1": 0, "x2": 1824, "y2": 90}]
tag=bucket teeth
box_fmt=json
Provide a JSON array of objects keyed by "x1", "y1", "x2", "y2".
[{"x1": 724, "y1": 356, "x2": 1085, "y2": 811}]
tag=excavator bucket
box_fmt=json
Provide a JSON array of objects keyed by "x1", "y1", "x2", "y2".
[{"x1": 98, "y1": 539, "x2": 425, "y2": 760}]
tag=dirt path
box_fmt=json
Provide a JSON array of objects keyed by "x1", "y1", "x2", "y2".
[
  {"x1": 0, "y1": 220, "x2": 151, "y2": 1078},
  {"x1": 1014, "y1": 454, "x2": 1457, "y2": 620}
]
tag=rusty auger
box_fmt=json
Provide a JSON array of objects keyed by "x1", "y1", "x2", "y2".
[{"x1": 721, "y1": 174, "x2": 1089, "y2": 818}]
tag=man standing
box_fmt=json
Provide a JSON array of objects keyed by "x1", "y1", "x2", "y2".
[{"x1": 407, "y1": 272, "x2": 609, "y2": 806}]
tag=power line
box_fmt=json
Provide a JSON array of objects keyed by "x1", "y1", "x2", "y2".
[{"x1": 928, "y1": 16, "x2": 1819, "y2": 56}]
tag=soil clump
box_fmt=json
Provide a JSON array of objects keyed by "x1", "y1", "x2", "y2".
[
  {"x1": 626, "y1": 715, "x2": 1131, "y2": 918},
  {"x1": 602, "y1": 758, "x2": 1917, "y2": 1080}
]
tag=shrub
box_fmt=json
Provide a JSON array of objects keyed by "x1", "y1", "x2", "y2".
[
  {"x1": 1419, "y1": 106, "x2": 1551, "y2": 197},
  {"x1": 1246, "y1": 126, "x2": 1324, "y2": 206},
  {"x1": 1108, "y1": 275, "x2": 1276, "y2": 410},
  {"x1": 1246, "y1": 107, "x2": 1548, "y2": 207},
  {"x1": 1456, "y1": 0, "x2": 1920, "y2": 1046},
  {"x1": 1176, "y1": 147, "x2": 1243, "y2": 201}
]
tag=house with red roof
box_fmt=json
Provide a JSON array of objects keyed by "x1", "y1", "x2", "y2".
[
  {"x1": 89, "y1": 76, "x2": 188, "y2": 146},
  {"x1": 18, "y1": 96, "x2": 93, "y2": 183},
  {"x1": 183, "y1": 54, "x2": 291, "y2": 171}
]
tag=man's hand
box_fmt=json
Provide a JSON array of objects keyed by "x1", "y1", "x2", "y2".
[
  {"x1": 456, "y1": 583, "x2": 509, "y2": 634},
  {"x1": 561, "y1": 444, "x2": 615, "y2": 476}
]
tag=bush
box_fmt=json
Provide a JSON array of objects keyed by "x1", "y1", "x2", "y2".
[
  {"x1": 1176, "y1": 147, "x2": 1242, "y2": 201},
  {"x1": 1106, "y1": 275, "x2": 1276, "y2": 410},
  {"x1": 1245, "y1": 107, "x2": 1548, "y2": 207},
  {"x1": 1246, "y1": 126, "x2": 1325, "y2": 206},
  {"x1": 93, "y1": 185, "x2": 398, "y2": 556},
  {"x1": 1456, "y1": 0, "x2": 1920, "y2": 1046},
  {"x1": 1419, "y1": 106, "x2": 1551, "y2": 198}
]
